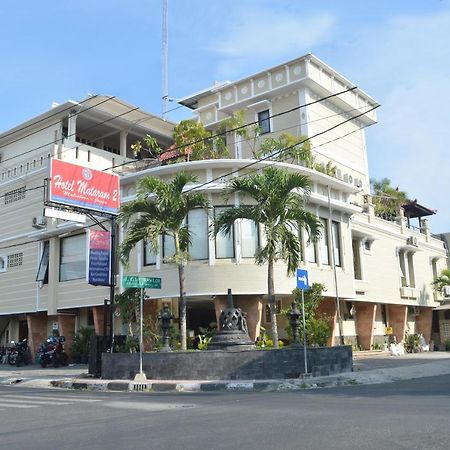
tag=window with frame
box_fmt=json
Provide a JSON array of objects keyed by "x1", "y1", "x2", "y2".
[
  {"x1": 331, "y1": 221, "x2": 342, "y2": 267},
  {"x1": 143, "y1": 240, "x2": 157, "y2": 266},
  {"x1": 319, "y1": 218, "x2": 330, "y2": 265},
  {"x1": 214, "y1": 207, "x2": 235, "y2": 259},
  {"x1": 187, "y1": 209, "x2": 208, "y2": 260},
  {"x1": 257, "y1": 110, "x2": 271, "y2": 134},
  {"x1": 0, "y1": 255, "x2": 6, "y2": 273},
  {"x1": 60, "y1": 234, "x2": 86, "y2": 281},
  {"x1": 241, "y1": 219, "x2": 259, "y2": 258},
  {"x1": 36, "y1": 241, "x2": 50, "y2": 283}
]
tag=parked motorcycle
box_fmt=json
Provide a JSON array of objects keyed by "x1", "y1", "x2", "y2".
[
  {"x1": 38, "y1": 336, "x2": 69, "y2": 368},
  {"x1": 8, "y1": 339, "x2": 32, "y2": 367}
]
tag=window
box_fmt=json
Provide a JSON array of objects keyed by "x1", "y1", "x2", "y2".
[
  {"x1": 352, "y1": 239, "x2": 362, "y2": 280},
  {"x1": 331, "y1": 221, "x2": 341, "y2": 267},
  {"x1": 241, "y1": 219, "x2": 259, "y2": 258},
  {"x1": 257, "y1": 110, "x2": 271, "y2": 134},
  {"x1": 4, "y1": 187, "x2": 26, "y2": 205},
  {"x1": 7, "y1": 253, "x2": 23, "y2": 268},
  {"x1": 60, "y1": 234, "x2": 86, "y2": 281},
  {"x1": 319, "y1": 218, "x2": 330, "y2": 265},
  {"x1": 143, "y1": 241, "x2": 157, "y2": 266},
  {"x1": 398, "y1": 249, "x2": 416, "y2": 288},
  {"x1": 163, "y1": 235, "x2": 175, "y2": 262},
  {"x1": 36, "y1": 241, "x2": 50, "y2": 283},
  {"x1": 215, "y1": 207, "x2": 234, "y2": 258},
  {"x1": 187, "y1": 209, "x2": 208, "y2": 260},
  {"x1": 0, "y1": 255, "x2": 6, "y2": 273}
]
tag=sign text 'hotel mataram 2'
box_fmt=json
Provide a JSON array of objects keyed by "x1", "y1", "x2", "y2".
[{"x1": 49, "y1": 159, "x2": 120, "y2": 215}]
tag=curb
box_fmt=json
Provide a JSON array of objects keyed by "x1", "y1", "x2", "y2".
[{"x1": 3, "y1": 357, "x2": 450, "y2": 393}]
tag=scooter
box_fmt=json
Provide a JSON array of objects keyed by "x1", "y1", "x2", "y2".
[
  {"x1": 38, "y1": 336, "x2": 69, "y2": 368},
  {"x1": 8, "y1": 339, "x2": 31, "y2": 367}
]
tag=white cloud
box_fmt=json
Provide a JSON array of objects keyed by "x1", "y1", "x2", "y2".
[
  {"x1": 344, "y1": 10, "x2": 450, "y2": 232},
  {"x1": 211, "y1": 9, "x2": 334, "y2": 76}
]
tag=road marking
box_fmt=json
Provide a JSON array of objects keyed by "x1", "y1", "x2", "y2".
[
  {"x1": 0, "y1": 398, "x2": 70, "y2": 406},
  {"x1": 2, "y1": 394, "x2": 102, "y2": 403},
  {"x1": 0, "y1": 402, "x2": 39, "y2": 409}
]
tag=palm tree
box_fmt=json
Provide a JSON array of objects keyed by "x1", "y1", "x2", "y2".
[
  {"x1": 119, "y1": 172, "x2": 210, "y2": 351},
  {"x1": 214, "y1": 167, "x2": 321, "y2": 348},
  {"x1": 432, "y1": 268, "x2": 450, "y2": 293}
]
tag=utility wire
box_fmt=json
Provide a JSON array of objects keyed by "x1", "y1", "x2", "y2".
[
  {"x1": 0, "y1": 96, "x2": 114, "y2": 152},
  {"x1": 0, "y1": 95, "x2": 99, "y2": 142},
  {"x1": 182, "y1": 105, "x2": 380, "y2": 195}
]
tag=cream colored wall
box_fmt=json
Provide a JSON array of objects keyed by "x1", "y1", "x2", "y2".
[{"x1": 353, "y1": 215, "x2": 446, "y2": 307}]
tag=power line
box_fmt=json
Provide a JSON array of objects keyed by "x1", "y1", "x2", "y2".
[
  {"x1": 0, "y1": 95, "x2": 99, "y2": 142},
  {"x1": 106, "y1": 86, "x2": 363, "y2": 173},
  {"x1": 182, "y1": 105, "x2": 380, "y2": 195},
  {"x1": 0, "y1": 96, "x2": 114, "y2": 153}
]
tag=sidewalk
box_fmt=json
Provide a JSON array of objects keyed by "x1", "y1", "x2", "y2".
[{"x1": 1, "y1": 352, "x2": 449, "y2": 393}]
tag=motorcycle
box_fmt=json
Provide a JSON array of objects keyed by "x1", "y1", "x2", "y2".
[
  {"x1": 8, "y1": 339, "x2": 32, "y2": 367},
  {"x1": 38, "y1": 336, "x2": 69, "y2": 368}
]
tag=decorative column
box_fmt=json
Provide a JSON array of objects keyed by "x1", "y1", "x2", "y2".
[{"x1": 355, "y1": 302, "x2": 377, "y2": 350}]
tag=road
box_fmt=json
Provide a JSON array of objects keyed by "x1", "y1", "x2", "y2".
[{"x1": 1, "y1": 375, "x2": 450, "y2": 450}]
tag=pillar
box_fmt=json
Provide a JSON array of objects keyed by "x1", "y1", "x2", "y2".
[
  {"x1": 119, "y1": 130, "x2": 128, "y2": 157},
  {"x1": 355, "y1": 302, "x2": 377, "y2": 350},
  {"x1": 143, "y1": 299, "x2": 159, "y2": 351},
  {"x1": 316, "y1": 298, "x2": 337, "y2": 346},
  {"x1": 416, "y1": 307, "x2": 433, "y2": 343},
  {"x1": 27, "y1": 314, "x2": 48, "y2": 359},
  {"x1": 388, "y1": 305, "x2": 408, "y2": 342},
  {"x1": 92, "y1": 306, "x2": 105, "y2": 335},
  {"x1": 58, "y1": 314, "x2": 76, "y2": 357}
]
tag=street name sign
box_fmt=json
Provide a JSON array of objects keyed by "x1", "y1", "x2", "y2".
[{"x1": 123, "y1": 276, "x2": 161, "y2": 289}]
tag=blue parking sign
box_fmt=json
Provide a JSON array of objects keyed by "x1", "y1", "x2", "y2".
[{"x1": 296, "y1": 268, "x2": 309, "y2": 290}]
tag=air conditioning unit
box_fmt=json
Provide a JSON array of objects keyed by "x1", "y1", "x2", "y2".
[
  {"x1": 354, "y1": 178, "x2": 363, "y2": 188},
  {"x1": 32, "y1": 216, "x2": 47, "y2": 229},
  {"x1": 443, "y1": 286, "x2": 450, "y2": 297},
  {"x1": 406, "y1": 236, "x2": 418, "y2": 247}
]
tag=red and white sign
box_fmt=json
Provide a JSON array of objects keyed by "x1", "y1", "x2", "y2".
[{"x1": 49, "y1": 159, "x2": 120, "y2": 215}]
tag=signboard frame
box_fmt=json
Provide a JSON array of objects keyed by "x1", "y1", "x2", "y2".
[{"x1": 48, "y1": 159, "x2": 120, "y2": 216}]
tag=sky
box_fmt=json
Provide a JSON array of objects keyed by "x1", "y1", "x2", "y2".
[{"x1": 1, "y1": 0, "x2": 449, "y2": 232}]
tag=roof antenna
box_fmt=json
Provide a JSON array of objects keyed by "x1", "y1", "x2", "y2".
[{"x1": 162, "y1": 0, "x2": 169, "y2": 119}]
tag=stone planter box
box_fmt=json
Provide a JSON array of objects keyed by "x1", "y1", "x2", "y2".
[{"x1": 102, "y1": 345, "x2": 353, "y2": 380}]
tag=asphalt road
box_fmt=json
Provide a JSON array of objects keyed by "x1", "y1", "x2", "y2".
[{"x1": 1, "y1": 374, "x2": 450, "y2": 450}]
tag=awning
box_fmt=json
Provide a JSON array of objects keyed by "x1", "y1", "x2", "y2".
[{"x1": 434, "y1": 303, "x2": 450, "y2": 311}]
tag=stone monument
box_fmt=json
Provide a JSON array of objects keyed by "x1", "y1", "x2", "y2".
[{"x1": 208, "y1": 289, "x2": 255, "y2": 351}]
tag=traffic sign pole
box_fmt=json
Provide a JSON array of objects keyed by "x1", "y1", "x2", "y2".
[
  {"x1": 139, "y1": 287, "x2": 144, "y2": 376},
  {"x1": 301, "y1": 288, "x2": 308, "y2": 374}
]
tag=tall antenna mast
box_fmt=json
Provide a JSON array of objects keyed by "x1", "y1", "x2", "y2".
[{"x1": 162, "y1": 0, "x2": 169, "y2": 119}]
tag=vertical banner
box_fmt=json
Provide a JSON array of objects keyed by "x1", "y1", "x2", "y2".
[{"x1": 87, "y1": 230, "x2": 111, "y2": 286}]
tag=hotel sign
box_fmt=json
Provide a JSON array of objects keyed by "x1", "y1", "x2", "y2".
[{"x1": 49, "y1": 159, "x2": 120, "y2": 215}]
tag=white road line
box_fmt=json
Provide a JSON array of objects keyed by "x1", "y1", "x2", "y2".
[
  {"x1": 0, "y1": 398, "x2": 70, "y2": 406},
  {"x1": 0, "y1": 402, "x2": 39, "y2": 409},
  {"x1": 2, "y1": 395, "x2": 102, "y2": 403}
]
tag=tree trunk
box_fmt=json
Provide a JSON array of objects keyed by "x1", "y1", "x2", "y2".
[
  {"x1": 268, "y1": 258, "x2": 279, "y2": 348},
  {"x1": 175, "y1": 233, "x2": 188, "y2": 351},
  {"x1": 178, "y1": 262, "x2": 187, "y2": 351}
]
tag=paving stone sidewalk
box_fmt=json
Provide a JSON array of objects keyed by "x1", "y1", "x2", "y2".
[{"x1": 1, "y1": 352, "x2": 449, "y2": 393}]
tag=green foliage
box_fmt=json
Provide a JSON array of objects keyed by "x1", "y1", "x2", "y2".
[
  {"x1": 371, "y1": 178, "x2": 409, "y2": 221},
  {"x1": 214, "y1": 167, "x2": 322, "y2": 348},
  {"x1": 255, "y1": 133, "x2": 313, "y2": 166},
  {"x1": 115, "y1": 288, "x2": 140, "y2": 338},
  {"x1": 196, "y1": 324, "x2": 216, "y2": 350},
  {"x1": 71, "y1": 326, "x2": 95, "y2": 356},
  {"x1": 255, "y1": 327, "x2": 284, "y2": 349},
  {"x1": 283, "y1": 283, "x2": 331, "y2": 347},
  {"x1": 432, "y1": 268, "x2": 450, "y2": 293},
  {"x1": 445, "y1": 340, "x2": 450, "y2": 351},
  {"x1": 314, "y1": 160, "x2": 337, "y2": 177},
  {"x1": 404, "y1": 333, "x2": 420, "y2": 353}
]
